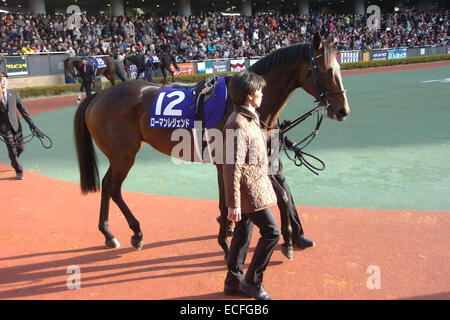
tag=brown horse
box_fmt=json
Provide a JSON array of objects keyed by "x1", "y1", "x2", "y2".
[
  {"x1": 74, "y1": 32, "x2": 350, "y2": 255},
  {"x1": 64, "y1": 56, "x2": 126, "y2": 87},
  {"x1": 123, "y1": 52, "x2": 179, "y2": 85}
]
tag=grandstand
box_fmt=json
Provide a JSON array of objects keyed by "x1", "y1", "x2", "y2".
[
  {"x1": 0, "y1": 0, "x2": 447, "y2": 87},
  {"x1": 1, "y1": 0, "x2": 449, "y2": 16}
]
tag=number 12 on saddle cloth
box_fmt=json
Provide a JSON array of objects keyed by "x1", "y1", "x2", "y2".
[{"x1": 149, "y1": 76, "x2": 227, "y2": 129}]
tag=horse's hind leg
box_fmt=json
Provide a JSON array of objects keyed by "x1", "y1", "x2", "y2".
[
  {"x1": 99, "y1": 168, "x2": 120, "y2": 248},
  {"x1": 109, "y1": 155, "x2": 143, "y2": 250},
  {"x1": 105, "y1": 72, "x2": 115, "y2": 87}
]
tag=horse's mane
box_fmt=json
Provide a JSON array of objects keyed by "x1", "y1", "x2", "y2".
[{"x1": 248, "y1": 42, "x2": 335, "y2": 75}]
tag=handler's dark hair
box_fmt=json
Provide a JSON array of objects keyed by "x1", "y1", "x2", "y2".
[{"x1": 228, "y1": 70, "x2": 266, "y2": 106}]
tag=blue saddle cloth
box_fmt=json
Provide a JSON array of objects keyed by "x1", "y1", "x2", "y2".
[
  {"x1": 151, "y1": 55, "x2": 160, "y2": 63},
  {"x1": 149, "y1": 76, "x2": 227, "y2": 129},
  {"x1": 88, "y1": 57, "x2": 107, "y2": 69}
]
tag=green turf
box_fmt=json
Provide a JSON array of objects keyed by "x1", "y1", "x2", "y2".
[{"x1": 1, "y1": 66, "x2": 449, "y2": 211}]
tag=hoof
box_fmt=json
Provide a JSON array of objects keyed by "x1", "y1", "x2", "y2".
[
  {"x1": 131, "y1": 235, "x2": 143, "y2": 250},
  {"x1": 105, "y1": 238, "x2": 120, "y2": 249}
]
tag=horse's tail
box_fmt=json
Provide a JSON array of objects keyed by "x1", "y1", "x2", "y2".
[{"x1": 74, "y1": 93, "x2": 100, "y2": 194}]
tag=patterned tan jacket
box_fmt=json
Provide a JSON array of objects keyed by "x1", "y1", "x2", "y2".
[{"x1": 222, "y1": 106, "x2": 277, "y2": 213}]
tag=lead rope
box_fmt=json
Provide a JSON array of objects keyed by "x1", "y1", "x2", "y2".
[
  {"x1": 0, "y1": 127, "x2": 53, "y2": 149},
  {"x1": 279, "y1": 105, "x2": 327, "y2": 175}
]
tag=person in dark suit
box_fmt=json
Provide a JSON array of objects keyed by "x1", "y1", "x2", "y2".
[
  {"x1": 0, "y1": 72, "x2": 37, "y2": 180},
  {"x1": 143, "y1": 53, "x2": 157, "y2": 84},
  {"x1": 268, "y1": 128, "x2": 315, "y2": 260},
  {"x1": 79, "y1": 57, "x2": 95, "y2": 98}
]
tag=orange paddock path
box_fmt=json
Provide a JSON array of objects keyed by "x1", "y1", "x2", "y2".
[
  {"x1": 1, "y1": 62, "x2": 449, "y2": 300},
  {"x1": 0, "y1": 162, "x2": 449, "y2": 300}
]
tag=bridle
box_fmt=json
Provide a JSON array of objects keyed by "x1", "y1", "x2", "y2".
[
  {"x1": 273, "y1": 43, "x2": 347, "y2": 175},
  {"x1": 65, "y1": 59, "x2": 80, "y2": 78},
  {"x1": 307, "y1": 43, "x2": 346, "y2": 106}
]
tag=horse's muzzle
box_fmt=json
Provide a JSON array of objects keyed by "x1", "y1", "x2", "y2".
[
  {"x1": 338, "y1": 108, "x2": 349, "y2": 119},
  {"x1": 328, "y1": 107, "x2": 349, "y2": 121}
]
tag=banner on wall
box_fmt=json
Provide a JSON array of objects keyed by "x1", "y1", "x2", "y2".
[
  {"x1": 388, "y1": 48, "x2": 407, "y2": 59},
  {"x1": 339, "y1": 51, "x2": 359, "y2": 63},
  {"x1": 197, "y1": 61, "x2": 214, "y2": 74},
  {"x1": 249, "y1": 58, "x2": 260, "y2": 66},
  {"x1": 447, "y1": 45, "x2": 450, "y2": 54},
  {"x1": 5, "y1": 56, "x2": 28, "y2": 76},
  {"x1": 230, "y1": 59, "x2": 245, "y2": 71},
  {"x1": 213, "y1": 60, "x2": 227, "y2": 73},
  {"x1": 126, "y1": 64, "x2": 144, "y2": 79},
  {"x1": 372, "y1": 50, "x2": 388, "y2": 60},
  {"x1": 170, "y1": 62, "x2": 194, "y2": 76},
  {"x1": 362, "y1": 51, "x2": 370, "y2": 62}
]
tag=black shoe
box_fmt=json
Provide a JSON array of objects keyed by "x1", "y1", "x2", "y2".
[
  {"x1": 16, "y1": 172, "x2": 24, "y2": 180},
  {"x1": 281, "y1": 243, "x2": 293, "y2": 260},
  {"x1": 224, "y1": 283, "x2": 249, "y2": 297},
  {"x1": 293, "y1": 235, "x2": 315, "y2": 249},
  {"x1": 239, "y1": 280, "x2": 275, "y2": 300}
]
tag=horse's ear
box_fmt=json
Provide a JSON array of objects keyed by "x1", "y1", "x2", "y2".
[
  {"x1": 313, "y1": 31, "x2": 323, "y2": 50},
  {"x1": 327, "y1": 37, "x2": 334, "y2": 45}
]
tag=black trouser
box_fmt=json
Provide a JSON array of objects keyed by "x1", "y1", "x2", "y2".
[
  {"x1": 136, "y1": 67, "x2": 145, "y2": 80},
  {"x1": 225, "y1": 208, "x2": 280, "y2": 286},
  {"x1": 81, "y1": 80, "x2": 93, "y2": 96},
  {"x1": 144, "y1": 69, "x2": 153, "y2": 82},
  {"x1": 2, "y1": 127, "x2": 24, "y2": 174},
  {"x1": 270, "y1": 171, "x2": 304, "y2": 245}
]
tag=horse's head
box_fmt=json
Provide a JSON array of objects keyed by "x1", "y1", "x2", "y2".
[
  {"x1": 301, "y1": 32, "x2": 350, "y2": 122},
  {"x1": 124, "y1": 54, "x2": 142, "y2": 67},
  {"x1": 123, "y1": 55, "x2": 132, "y2": 67},
  {"x1": 63, "y1": 58, "x2": 73, "y2": 78}
]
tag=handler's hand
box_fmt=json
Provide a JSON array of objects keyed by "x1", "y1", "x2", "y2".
[{"x1": 227, "y1": 207, "x2": 241, "y2": 222}]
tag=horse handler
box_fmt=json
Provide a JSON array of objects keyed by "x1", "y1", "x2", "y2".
[
  {"x1": 222, "y1": 70, "x2": 280, "y2": 300},
  {"x1": 267, "y1": 129, "x2": 315, "y2": 260},
  {"x1": 77, "y1": 57, "x2": 95, "y2": 104},
  {"x1": 0, "y1": 72, "x2": 38, "y2": 180},
  {"x1": 143, "y1": 53, "x2": 159, "y2": 85}
]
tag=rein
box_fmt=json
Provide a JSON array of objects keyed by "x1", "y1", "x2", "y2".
[
  {"x1": 0, "y1": 127, "x2": 53, "y2": 149},
  {"x1": 265, "y1": 44, "x2": 346, "y2": 175},
  {"x1": 279, "y1": 104, "x2": 328, "y2": 175}
]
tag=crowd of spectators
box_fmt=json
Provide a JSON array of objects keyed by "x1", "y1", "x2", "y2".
[{"x1": 0, "y1": 9, "x2": 448, "y2": 61}]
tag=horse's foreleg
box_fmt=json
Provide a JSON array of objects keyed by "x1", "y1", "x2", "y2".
[
  {"x1": 109, "y1": 156, "x2": 143, "y2": 250},
  {"x1": 99, "y1": 168, "x2": 120, "y2": 248}
]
